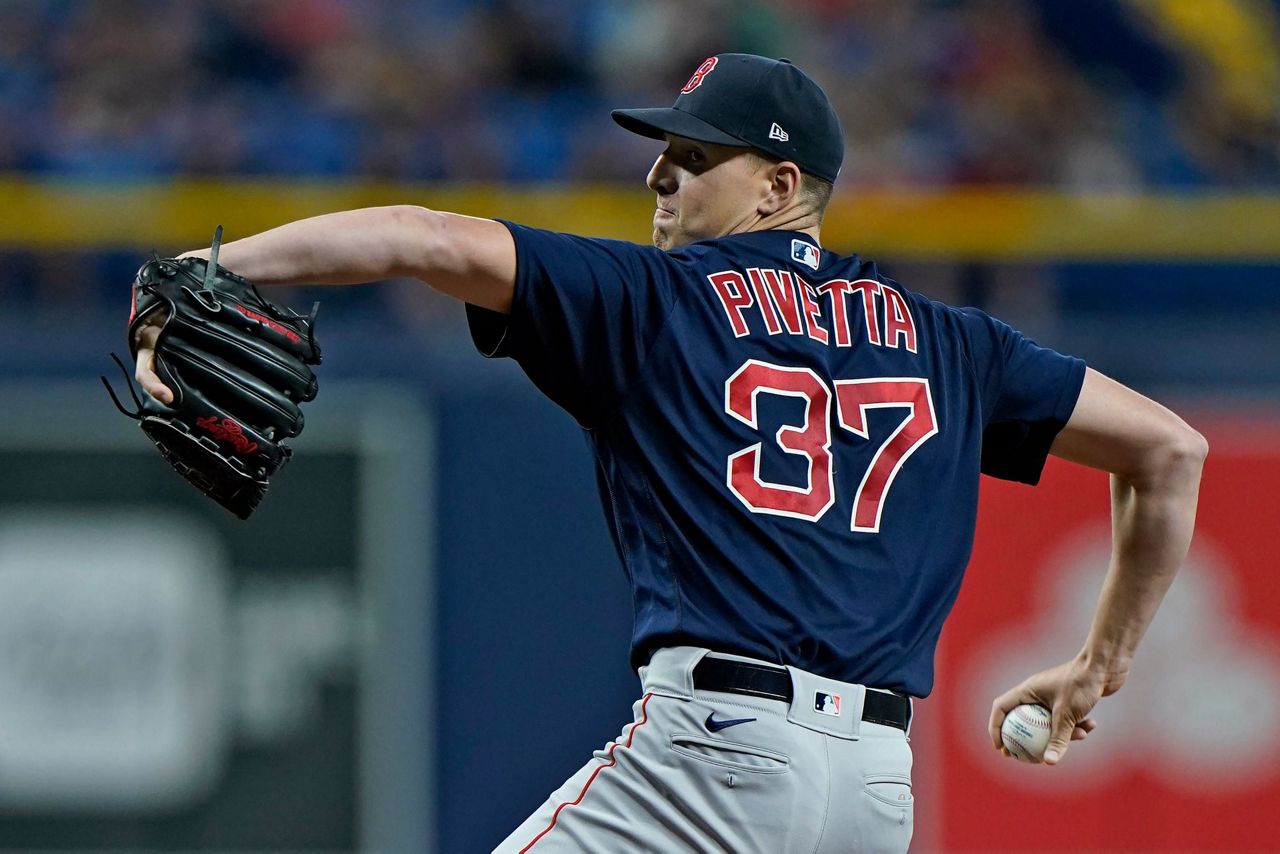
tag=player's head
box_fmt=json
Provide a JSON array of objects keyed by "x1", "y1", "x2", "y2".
[{"x1": 612, "y1": 54, "x2": 843, "y2": 249}]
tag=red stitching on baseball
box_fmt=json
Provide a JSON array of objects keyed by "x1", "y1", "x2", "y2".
[
  {"x1": 520, "y1": 692, "x2": 654, "y2": 852},
  {"x1": 1013, "y1": 707, "x2": 1050, "y2": 729}
]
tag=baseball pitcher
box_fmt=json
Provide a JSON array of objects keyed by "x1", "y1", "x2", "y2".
[{"x1": 128, "y1": 55, "x2": 1205, "y2": 852}]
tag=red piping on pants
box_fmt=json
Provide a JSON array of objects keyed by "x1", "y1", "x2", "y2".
[{"x1": 520, "y1": 692, "x2": 654, "y2": 852}]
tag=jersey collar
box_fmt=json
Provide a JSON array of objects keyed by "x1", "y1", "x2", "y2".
[{"x1": 707, "y1": 229, "x2": 830, "y2": 275}]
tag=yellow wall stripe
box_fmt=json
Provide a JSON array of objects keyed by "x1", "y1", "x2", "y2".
[{"x1": 1, "y1": 177, "x2": 1277, "y2": 260}]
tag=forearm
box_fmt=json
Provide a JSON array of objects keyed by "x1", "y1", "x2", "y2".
[
  {"x1": 179, "y1": 205, "x2": 516, "y2": 312},
  {"x1": 1079, "y1": 449, "x2": 1205, "y2": 690},
  {"x1": 181, "y1": 206, "x2": 430, "y2": 285}
]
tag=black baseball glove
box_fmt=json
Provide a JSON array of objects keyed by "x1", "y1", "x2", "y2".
[{"x1": 102, "y1": 226, "x2": 321, "y2": 519}]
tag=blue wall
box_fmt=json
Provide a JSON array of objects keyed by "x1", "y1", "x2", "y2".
[{"x1": 433, "y1": 385, "x2": 636, "y2": 852}]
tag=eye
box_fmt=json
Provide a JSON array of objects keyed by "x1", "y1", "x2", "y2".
[{"x1": 687, "y1": 149, "x2": 706, "y2": 165}]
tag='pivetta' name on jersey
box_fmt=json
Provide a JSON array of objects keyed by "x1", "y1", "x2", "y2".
[
  {"x1": 707, "y1": 268, "x2": 917, "y2": 352},
  {"x1": 468, "y1": 223, "x2": 1087, "y2": 694}
]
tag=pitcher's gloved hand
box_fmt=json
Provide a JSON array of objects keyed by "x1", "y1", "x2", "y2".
[{"x1": 102, "y1": 226, "x2": 321, "y2": 519}]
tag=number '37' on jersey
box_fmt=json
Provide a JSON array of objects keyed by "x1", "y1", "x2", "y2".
[{"x1": 467, "y1": 223, "x2": 1085, "y2": 698}]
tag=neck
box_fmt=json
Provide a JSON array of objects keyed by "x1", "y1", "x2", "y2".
[{"x1": 731, "y1": 206, "x2": 823, "y2": 245}]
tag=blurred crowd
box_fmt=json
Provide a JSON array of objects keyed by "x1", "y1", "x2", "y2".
[
  {"x1": 1, "y1": 0, "x2": 1278, "y2": 371},
  {"x1": 1, "y1": 0, "x2": 1278, "y2": 188}
]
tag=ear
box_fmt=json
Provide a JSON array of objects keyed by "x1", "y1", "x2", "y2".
[{"x1": 757, "y1": 160, "x2": 803, "y2": 216}]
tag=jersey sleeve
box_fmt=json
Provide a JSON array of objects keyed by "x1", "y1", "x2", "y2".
[
  {"x1": 465, "y1": 220, "x2": 681, "y2": 426},
  {"x1": 955, "y1": 307, "x2": 1086, "y2": 485}
]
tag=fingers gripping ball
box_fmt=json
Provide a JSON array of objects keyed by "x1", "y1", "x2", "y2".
[
  {"x1": 102, "y1": 226, "x2": 321, "y2": 519},
  {"x1": 1001, "y1": 703, "x2": 1052, "y2": 763}
]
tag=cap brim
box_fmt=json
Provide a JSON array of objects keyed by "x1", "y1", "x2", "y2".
[{"x1": 611, "y1": 107, "x2": 747, "y2": 147}]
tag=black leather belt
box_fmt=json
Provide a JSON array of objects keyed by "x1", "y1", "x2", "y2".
[{"x1": 692, "y1": 657, "x2": 911, "y2": 731}]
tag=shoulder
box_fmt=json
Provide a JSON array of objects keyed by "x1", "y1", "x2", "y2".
[
  {"x1": 502, "y1": 220, "x2": 686, "y2": 280},
  {"x1": 856, "y1": 261, "x2": 975, "y2": 330},
  {"x1": 879, "y1": 274, "x2": 998, "y2": 338}
]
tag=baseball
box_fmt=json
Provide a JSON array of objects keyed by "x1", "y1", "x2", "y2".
[{"x1": 1001, "y1": 703, "x2": 1052, "y2": 762}]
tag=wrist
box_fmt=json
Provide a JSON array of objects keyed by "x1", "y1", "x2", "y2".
[{"x1": 1076, "y1": 647, "x2": 1131, "y2": 694}]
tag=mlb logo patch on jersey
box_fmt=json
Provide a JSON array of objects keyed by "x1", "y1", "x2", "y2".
[
  {"x1": 791, "y1": 239, "x2": 821, "y2": 271},
  {"x1": 814, "y1": 692, "x2": 841, "y2": 716}
]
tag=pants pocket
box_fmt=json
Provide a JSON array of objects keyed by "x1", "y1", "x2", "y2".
[
  {"x1": 669, "y1": 732, "x2": 791, "y2": 774},
  {"x1": 863, "y1": 772, "x2": 913, "y2": 807},
  {"x1": 856, "y1": 771, "x2": 913, "y2": 853}
]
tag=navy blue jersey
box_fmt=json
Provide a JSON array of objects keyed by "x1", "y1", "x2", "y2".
[{"x1": 468, "y1": 223, "x2": 1085, "y2": 697}]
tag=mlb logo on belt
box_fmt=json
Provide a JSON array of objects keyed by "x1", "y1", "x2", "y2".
[
  {"x1": 814, "y1": 692, "x2": 841, "y2": 716},
  {"x1": 791, "y1": 239, "x2": 821, "y2": 271}
]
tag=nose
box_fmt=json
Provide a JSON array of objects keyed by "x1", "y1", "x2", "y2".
[{"x1": 647, "y1": 154, "x2": 677, "y2": 196}]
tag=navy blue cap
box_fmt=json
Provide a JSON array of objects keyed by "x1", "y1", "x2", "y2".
[{"x1": 612, "y1": 54, "x2": 844, "y2": 183}]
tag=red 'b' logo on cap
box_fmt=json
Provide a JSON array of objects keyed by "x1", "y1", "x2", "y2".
[{"x1": 681, "y1": 57, "x2": 718, "y2": 93}]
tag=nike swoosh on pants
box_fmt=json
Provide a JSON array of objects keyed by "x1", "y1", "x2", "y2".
[{"x1": 705, "y1": 713, "x2": 757, "y2": 732}]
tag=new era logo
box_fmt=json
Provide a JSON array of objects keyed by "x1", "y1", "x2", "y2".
[
  {"x1": 815, "y1": 692, "x2": 841, "y2": 717},
  {"x1": 768, "y1": 122, "x2": 789, "y2": 142}
]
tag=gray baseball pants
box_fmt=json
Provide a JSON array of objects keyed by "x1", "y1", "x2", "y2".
[{"x1": 496, "y1": 646, "x2": 914, "y2": 853}]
